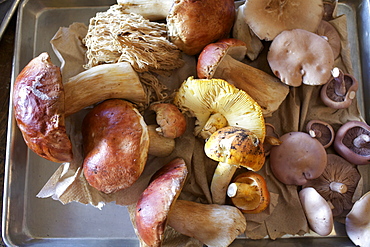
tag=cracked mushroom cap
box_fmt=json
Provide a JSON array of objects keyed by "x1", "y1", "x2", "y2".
[
  {"x1": 267, "y1": 29, "x2": 334, "y2": 87},
  {"x1": 346, "y1": 191, "x2": 370, "y2": 247},
  {"x1": 13, "y1": 52, "x2": 73, "y2": 163},
  {"x1": 166, "y1": 0, "x2": 235, "y2": 55},
  {"x1": 334, "y1": 120, "x2": 370, "y2": 165},
  {"x1": 173, "y1": 77, "x2": 265, "y2": 141},
  {"x1": 135, "y1": 158, "x2": 188, "y2": 247},
  {"x1": 243, "y1": 0, "x2": 324, "y2": 41},
  {"x1": 303, "y1": 154, "x2": 361, "y2": 217}
]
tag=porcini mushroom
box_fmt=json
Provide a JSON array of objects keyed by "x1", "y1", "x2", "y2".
[
  {"x1": 227, "y1": 171, "x2": 270, "y2": 214},
  {"x1": 197, "y1": 38, "x2": 289, "y2": 116},
  {"x1": 267, "y1": 29, "x2": 335, "y2": 87},
  {"x1": 269, "y1": 132, "x2": 327, "y2": 186},
  {"x1": 64, "y1": 62, "x2": 147, "y2": 116},
  {"x1": 299, "y1": 187, "x2": 334, "y2": 236},
  {"x1": 320, "y1": 67, "x2": 359, "y2": 109},
  {"x1": 135, "y1": 158, "x2": 188, "y2": 247},
  {"x1": 147, "y1": 125, "x2": 175, "y2": 157},
  {"x1": 306, "y1": 119, "x2": 335, "y2": 149},
  {"x1": 205, "y1": 126, "x2": 265, "y2": 205},
  {"x1": 334, "y1": 120, "x2": 370, "y2": 165},
  {"x1": 166, "y1": 0, "x2": 236, "y2": 55},
  {"x1": 242, "y1": 0, "x2": 324, "y2": 41},
  {"x1": 149, "y1": 103, "x2": 187, "y2": 139},
  {"x1": 303, "y1": 154, "x2": 361, "y2": 217},
  {"x1": 82, "y1": 99, "x2": 149, "y2": 194},
  {"x1": 346, "y1": 191, "x2": 370, "y2": 247},
  {"x1": 168, "y1": 200, "x2": 247, "y2": 247},
  {"x1": 13, "y1": 52, "x2": 73, "y2": 163},
  {"x1": 173, "y1": 77, "x2": 266, "y2": 141}
]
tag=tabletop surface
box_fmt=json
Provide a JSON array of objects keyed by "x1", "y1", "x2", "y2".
[{"x1": 0, "y1": 12, "x2": 15, "y2": 247}]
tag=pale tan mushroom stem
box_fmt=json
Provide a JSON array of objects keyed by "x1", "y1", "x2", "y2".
[
  {"x1": 329, "y1": 181, "x2": 348, "y2": 194},
  {"x1": 117, "y1": 0, "x2": 173, "y2": 20},
  {"x1": 147, "y1": 125, "x2": 175, "y2": 157},
  {"x1": 211, "y1": 162, "x2": 238, "y2": 204},
  {"x1": 167, "y1": 200, "x2": 246, "y2": 247},
  {"x1": 64, "y1": 62, "x2": 147, "y2": 116},
  {"x1": 227, "y1": 182, "x2": 259, "y2": 200}
]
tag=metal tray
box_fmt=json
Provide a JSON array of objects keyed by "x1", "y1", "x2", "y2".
[{"x1": 2, "y1": 0, "x2": 370, "y2": 246}]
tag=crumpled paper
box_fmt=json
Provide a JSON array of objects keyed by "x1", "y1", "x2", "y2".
[{"x1": 36, "y1": 9, "x2": 365, "y2": 245}]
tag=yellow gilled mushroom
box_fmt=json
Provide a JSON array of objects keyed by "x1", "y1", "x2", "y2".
[{"x1": 173, "y1": 77, "x2": 265, "y2": 141}]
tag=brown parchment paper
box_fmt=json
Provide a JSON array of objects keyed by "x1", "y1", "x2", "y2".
[{"x1": 37, "y1": 10, "x2": 365, "y2": 245}]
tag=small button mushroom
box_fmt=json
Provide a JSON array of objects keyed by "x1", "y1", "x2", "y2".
[
  {"x1": 166, "y1": 0, "x2": 236, "y2": 55},
  {"x1": 303, "y1": 154, "x2": 361, "y2": 217},
  {"x1": 269, "y1": 132, "x2": 327, "y2": 186},
  {"x1": 334, "y1": 120, "x2": 370, "y2": 165},
  {"x1": 82, "y1": 99, "x2": 149, "y2": 194},
  {"x1": 227, "y1": 171, "x2": 270, "y2": 214},
  {"x1": 299, "y1": 187, "x2": 334, "y2": 236},
  {"x1": 135, "y1": 158, "x2": 188, "y2": 247},
  {"x1": 173, "y1": 77, "x2": 266, "y2": 141},
  {"x1": 149, "y1": 103, "x2": 187, "y2": 139},
  {"x1": 346, "y1": 191, "x2": 370, "y2": 247},
  {"x1": 205, "y1": 126, "x2": 265, "y2": 205},
  {"x1": 196, "y1": 38, "x2": 289, "y2": 117},
  {"x1": 13, "y1": 52, "x2": 73, "y2": 163},
  {"x1": 306, "y1": 119, "x2": 335, "y2": 149},
  {"x1": 320, "y1": 67, "x2": 359, "y2": 109},
  {"x1": 267, "y1": 29, "x2": 335, "y2": 87},
  {"x1": 241, "y1": 0, "x2": 324, "y2": 41}
]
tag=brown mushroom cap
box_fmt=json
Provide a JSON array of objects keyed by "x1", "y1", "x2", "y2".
[
  {"x1": 82, "y1": 99, "x2": 149, "y2": 194},
  {"x1": 166, "y1": 0, "x2": 235, "y2": 55},
  {"x1": 320, "y1": 67, "x2": 359, "y2": 109},
  {"x1": 334, "y1": 121, "x2": 370, "y2": 165},
  {"x1": 306, "y1": 119, "x2": 335, "y2": 149},
  {"x1": 149, "y1": 103, "x2": 187, "y2": 139},
  {"x1": 267, "y1": 29, "x2": 334, "y2": 87},
  {"x1": 316, "y1": 20, "x2": 341, "y2": 59},
  {"x1": 243, "y1": 0, "x2": 324, "y2": 41},
  {"x1": 13, "y1": 52, "x2": 73, "y2": 163},
  {"x1": 346, "y1": 191, "x2": 370, "y2": 247},
  {"x1": 303, "y1": 154, "x2": 361, "y2": 217},
  {"x1": 269, "y1": 132, "x2": 327, "y2": 185},
  {"x1": 135, "y1": 158, "x2": 188, "y2": 247}
]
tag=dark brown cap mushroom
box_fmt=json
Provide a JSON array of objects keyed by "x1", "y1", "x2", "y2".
[
  {"x1": 334, "y1": 120, "x2": 370, "y2": 165},
  {"x1": 346, "y1": 191, "x2": 370, "y2": 247},
  {"x1": 13, "y1": 52, "x2": 73, "y2": 163},
  {"x1": 306, "y1": 119, "x2": 335, "y2": 149},
  {"x1": 135, "y1": 158, "x2": 188, "y2": 247},
  {"x1": 320, "y1": 67, "x2": 359, "y2": 109},
  {"x1": 303, "y1": 154, "x2": 361, "y2": 217},
  {"x1": 269, "y1": 132, "x2": 327, "y2": 185},
  {"x1": 316, "y1": 20, "x2": 341, "y2": 59},
  {"x1": 267, "y1": 29, "x2": 335, "y2": 87},
  {"x1": 166, "y1": 0, "x2": 236, "y2": 55}
]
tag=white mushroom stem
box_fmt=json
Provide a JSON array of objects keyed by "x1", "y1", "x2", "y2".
[
  {"x1": 167, "y1": 200, "x2": 246, "y2": 247},
  {"x1": 227, "y1": 182, "x2": 259, "y2": 200},
  {"x1": 211, "y1": 162, "x2": 238, "y2": 204},
  {"x1": 117, "y1": 0, "x2": 173, "y2": 20},
  {"x1": 64, "y1": 62, "x2": 146, "y2": 116},
  {"x1": 331, "y1": 67, "x2": 347, "y2": 97},
  {"x1": 329, "y1": 181, "x2": 348, "y2": 194},
  {"x1": 353, "y1": 134, "x2": 370, "y2": 148},
  {"x1": 200, "y1": 113, "x2": 228, "y2": 139}
]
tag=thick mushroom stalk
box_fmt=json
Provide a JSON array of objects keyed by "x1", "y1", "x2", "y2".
[
  {"x1": 117, "y1": 0, "x2": 173, "y2": 20},
  {"x1": 227, "y1": 171, "x2": 270, "y2": 214},
  {"x1": 64, "y1": 62, "x2": 147, "y2": 116},
  {"x1": 321, "y1": 67, "x2": 358, "y2": 109},
  {"x1": 205, "y1": 126, "x2": 265, "y2": 205},
  {"x1": 167, "y1": 200, "x2": 247, "y2": 247}
]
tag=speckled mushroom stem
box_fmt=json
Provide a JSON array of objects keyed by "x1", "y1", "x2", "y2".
[
  {"x1": 211, "y1": 162, "x2": 238, "y2": 205},
  {"x1": 332, "y1": 67, "x2": 347, "y2": 97},
  {"x1": 227, "y1": 182, "x2": 259, "y2": 200},
  {"x1": 329, "y1": 181, "x2": 348, "y2": 193},
  {"x1": 353, "y1": 134, "x2": 370, "y2": 148}
]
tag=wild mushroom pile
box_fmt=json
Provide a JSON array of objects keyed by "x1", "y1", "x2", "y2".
[{"x1": 11, "y1": 0, "x2": 370, "y2": 246}]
